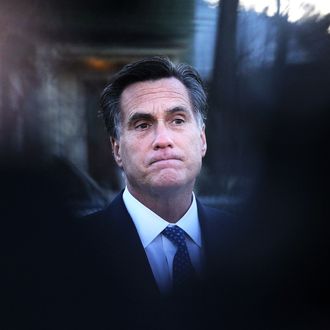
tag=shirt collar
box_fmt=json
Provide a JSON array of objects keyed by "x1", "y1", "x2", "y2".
[{"x1": 122, "y1": 187, "x2": 202, "y2": 248}]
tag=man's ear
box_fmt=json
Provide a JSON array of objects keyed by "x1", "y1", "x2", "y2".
[
  {"x1": 111, "y1": 137, "x2": 123, "y2": 167},
  {"x1": 201, "y1": 125, "x2": 207, "y2": 157}
]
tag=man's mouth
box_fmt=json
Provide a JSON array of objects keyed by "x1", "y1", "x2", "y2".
[{"x1": 149, "y1": 156, "x2": 182, "y2": 166}]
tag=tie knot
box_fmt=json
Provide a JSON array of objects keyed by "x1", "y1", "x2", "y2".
[{"x1": 162, "y1": 226, "x2": 186, "y2": 248}]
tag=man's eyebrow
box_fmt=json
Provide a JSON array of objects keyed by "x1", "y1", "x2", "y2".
[
  {"x1": 128, "y1": 112, "x2": 154, "y2": 124},
  {"x1": 166, "y1": 106, "x2": 190, "y2": 115},
  {"x1": 127, "y1": 106, "x2": 190, "y2": 125}
]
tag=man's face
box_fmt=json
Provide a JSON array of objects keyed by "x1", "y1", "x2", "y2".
[{"x1": 111, "y1": 77, "x2": 207, "y2": 197}]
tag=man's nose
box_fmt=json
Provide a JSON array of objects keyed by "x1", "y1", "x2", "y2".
[{"x1": 152, "y1": 123, "x2": 174, "y2": 150}]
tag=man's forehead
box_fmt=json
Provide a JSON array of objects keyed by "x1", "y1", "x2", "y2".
[{"x1": 120, "y1": 77, "x2": 192, "y2": 112}]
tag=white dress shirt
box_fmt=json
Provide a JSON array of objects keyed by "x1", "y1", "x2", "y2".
[{"x1": 122, "y1": 187, "x2": 204, "y2": 294}]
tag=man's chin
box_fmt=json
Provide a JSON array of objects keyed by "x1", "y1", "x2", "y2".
[{"x1": 148, "y1": 176, "x2": 193, "y2": 194}]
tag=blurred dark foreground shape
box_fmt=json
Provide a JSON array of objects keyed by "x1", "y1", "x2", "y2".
[
  {"x1": 1, "y1": 106, "x2": 329, "y2": 330},
  {"x1": 231, "y1": 110, "x2": 330, "y2": 330},
  {"x1": 0, "y1": 156, "x2": 76, "y2": 329}
]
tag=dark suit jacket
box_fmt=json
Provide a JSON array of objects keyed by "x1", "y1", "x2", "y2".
[
  {"x1": 71, "y1": 191, "x2": 238, "y2": 330},
  {"x1": 71, "y1": 191, "x2": 327, "y2": 330}
]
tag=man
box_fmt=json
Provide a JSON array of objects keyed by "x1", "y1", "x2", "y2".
[
  {"x1": 74, "y1": 56, "x2": 235, "y2": 329},
  {"x1": 74, "y1": 56, "x2": 329, "y2": 330}
]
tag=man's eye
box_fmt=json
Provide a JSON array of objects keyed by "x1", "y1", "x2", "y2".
[
  {"x1": 135, "y1": 122, "x2": 150, "y2": 130},
  {"x1": 173, "y1": 118, "x2": 185, "y2": 125}
]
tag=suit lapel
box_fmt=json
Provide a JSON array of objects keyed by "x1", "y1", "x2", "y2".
[
  {"x1": 197, "y1": 199, "x2": 238, "y2": 275},
  {"x1": 100, "y1": 193, "x2": 161, "y2": 299}
]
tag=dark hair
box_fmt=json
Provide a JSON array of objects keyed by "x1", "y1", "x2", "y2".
[{"x1": 99, "y1": 56, "x2": 207, "y2": 139}]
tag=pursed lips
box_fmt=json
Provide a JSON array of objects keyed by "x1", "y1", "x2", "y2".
[{"x1": 149, "y1": 156, "x2": 182, "y2": 166}]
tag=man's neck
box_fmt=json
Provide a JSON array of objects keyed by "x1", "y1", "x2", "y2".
[{"x1": 126, "y1": 185, "x2": 193, "y2": 223}]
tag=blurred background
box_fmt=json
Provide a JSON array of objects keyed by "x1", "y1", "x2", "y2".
[
  {"x1": 1, "y1": 0, "x2": 329, "y2": 216},
  {"x1": 2, "y1": 2, "x2": 329, "y2": 328}
]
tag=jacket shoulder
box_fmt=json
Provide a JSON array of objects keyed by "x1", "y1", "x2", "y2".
[
  {"x1": 197, "y1": 199, "x2": 237, "y2": 224},
  {"x1": 79, "y1": 192, "x2": 125, "y2": 222}
]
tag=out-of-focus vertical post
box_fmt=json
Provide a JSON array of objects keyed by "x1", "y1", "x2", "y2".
[{"x1": 207, "y1": 0, "x2": 239, "y2": 195}]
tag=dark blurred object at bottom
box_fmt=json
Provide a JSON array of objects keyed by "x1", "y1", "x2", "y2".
[
  {"x1": 230, "y1": 111, "x2": 330, "y2": 329},
  {"x1": 1, "y1": 105, "x2": 329, "y2": 330},
  {"x1": 0, "y1": 156, "x2": 78, "y2": 329}
]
